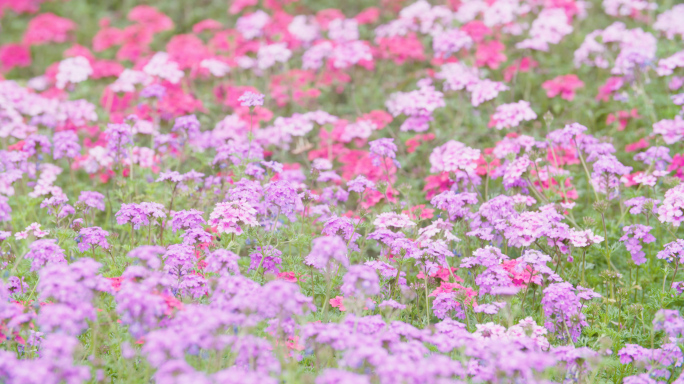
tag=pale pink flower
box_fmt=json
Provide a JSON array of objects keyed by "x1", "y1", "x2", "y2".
[
  {"x1": 373, "y1": 212, "x2": 416, "y2": 229},
  {"x1": 489, "y1": 101, "x2": 537, "y2": 130},
  {"x1": 208, "y1": 199, "x2": 258, "y2": 235}
]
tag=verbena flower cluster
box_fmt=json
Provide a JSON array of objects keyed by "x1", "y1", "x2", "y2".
[{"x1": 0, "y1": 0, "x2": 684, "y2": 383}]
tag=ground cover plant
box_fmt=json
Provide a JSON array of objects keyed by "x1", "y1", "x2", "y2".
[{"x1": 1, "y1": 0, "x2": 684, "y2": 382}]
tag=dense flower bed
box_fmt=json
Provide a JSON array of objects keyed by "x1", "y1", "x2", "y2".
[{"x1": 1, "y1": 0, "x2": 684, "y2": 383}]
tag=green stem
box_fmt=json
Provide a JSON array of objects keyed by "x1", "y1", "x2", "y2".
[{"x1": 575, "y1": 139, "x2": 600, "y2": 202}]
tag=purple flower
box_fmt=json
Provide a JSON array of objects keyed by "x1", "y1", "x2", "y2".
[
  {"x1": 6, "y1": 276, "x2": 28, "y2": 297},
  {"x1": 140, "y1": 84, "x2": 166, "y2": 98},
  {"x1": 258, "y1": 279, "x2": 316, "y2": 318},
  {"x1": 0, "y1": 196, "x2": 10, "y2": 222},
  {"x1": 205, "y1": 249, "x2": 241, "y2": 275},
  {"x1": 115, "y1": 275, "x2": 170, "y2": 338},
  {"x1": 128, "y1": 246, "x2": 165, "y2": 270},
  {"x1": 340, "y1": 265, "x2": 380, "y2": 298},
  {"x1": 620, "y1": 225, "x2": 656, "y2": 265},
  {"x1": 461, "y1": 246, "x2": 509, "y2": 268},
  {"x1": 24, "y1": 134, "x2": 51, "y2": 157},
  {"x1": 591, "y1": 154, "x2": 632, "y2": 199},
  {"x1": 163, "y1": 244, "x2": 195, "y2": 277},
  {"x1": 634, "y1": 146, "x2": 672, "y2": 170},
  {"x1": 156, "y1": 171, "x2": 184, "y2": 183},
  {"x1": 430, "y1": 191, "x2": 478, "y2": 219},
  {"x1": 238, "y1": 91, "x2": 265, "y2": 107},
  {"x1": 172, "y1": 114, "x2": 201, "y2": 138},
  {"x1": 116, "y1": 202, "x2": 166, "y2": 229},
  {"x1": 322, "y1": 216, "x2": 360, "y2": 250},
  {"x1": 476, "y1": 266, "x2": 514, "y2": 296},
  {"x1": 226, "y1": 178, "x2": 264, "y2": 205},
  {"x1": 378, "y1": 299, "x2": 406, "y2": 310},
  {"x1": 625, "y1": 197, "x2": 659, "y2": 215},
  {"x1": 24, "y1": 239, "x2": 66, "y2": 272},
  {"x1": 52, "y1": 130, "x2": 81, "y2": 160},
  {"x1": 502, "y1": 155, "x2": 532, "y2": 189},
  {"x1": 657, "y1": 239, "x2": 684, "y2": 263},
  {"x1": 653, "y1": 309, "x2": 684, "y2": 339},
  {"x1": 213, "y1": 368, "x2": 277, "y2": 384},
  {"x1": 474, "y1": 302, "x2": 506, "y2": 315},
  {"x1": 231, "y1": 335, "x2": 280, "y2": 374},
  {"x1": 264, "y1": 180, "x2": 302, "y2": 221},
  {"x1": 170, "y1": 209, "x2": 205, "y2": 232},
  {"x1": 546, "y1": 122, "x2": 587, "y2": 146},
  {"x1": 153, "y1": 360, "x2": 210, "y2": 384},
  {"x1": 369, "y1": 138, "x2": 400, "y2": 168},
  {"x1": 40, "y1": 195, "x2": 68, "y2": 213},
  {"x1": 249, "y1": 246, "x2": 282, "y2": 274},
  {"x1": 432, "y1": 292, "x2": 465, "y2": 320},
  {"x1": 77, "y1": 227, "x2": 110, "y2": 253},
  {"x1": 181, "y1": 227, "x2": 213, "y2": 245},
  {"x1": 58, "y1": 204, "x2": 75, "y2": 218},
  {"x1": 347, "y1": 175, "x2": 375, "y2": 193},
  {"x1": 105, "y1": 123, "x2": 133, "y2": 159},
  {"x1": 315, "y1": 369, "x2": 370, "y2": 384},
  {"x1": 77, "y1": 191, "x2": 105, "y2": 212},
  {"x1": 541, "y1": 282, "x2": 598, "y2": 342},
  {"x1": 213, "y1": 141, "x2": 264, "y2": 166},
  {"x1": 37, "y1": 258, "x2": 108, "y2": 335},
  {"x1": 305, "y1": 236, "x2": 349, "y2": 271},
  {"x1": 489, "y1": 100, "x2": 537, "y2": 130},
  {"x1": 178, "y1": 273, "x2": 208, "y2": 298}
]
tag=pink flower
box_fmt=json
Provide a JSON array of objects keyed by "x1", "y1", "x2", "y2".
[
  {"x1": 373, "y1": 212, "x2": 416, "y2": 229},
  {"x1": 606, "y1": 109, "x2": 640, "y2": 131},
  {"x1": 429, "y1": 140, "x2": 481, "y2": 174},
  {"x1": 467, "y1": 79, "x2": 509, "y2": 107},
  {"x1": 329, "y1": 296, "x2": 347, "y2": 311},
  {"x1": 128, "y1": 5, "x2": 173, "y2": 33},
  {"x1": 489, "y1": 101, "x2": 537, "y2": 130},
  {"x1": 192, "y1": 19, "x2": 223, "y2": 34},
  {"x1": 568, "y1": 228, "x2": 604, "y2": 248},
  {"x1": 0, "y1": 44, "x2": 31, "y2": 71},
  {"x1": 208, "y1": 199, "x2": 258, "y2": 235},
  {"x1": 23, "y1": 13, "x2": 76, "y2": 45},
  {"x1": 658, "y1": 184, "x2": 684, "y2": 227},
  {"x1": 475, "y1": 41, "x2": 507, "y2": 69},
  {"x1": 277, "y1": 272, "x2": 298, "y2": 283},
  {"x1": 355, "y1": 8, "x2": 380, "y2": 24},
  {"x1": 596, "y1": 77, "x2": 625, "y2": 102},
  {"x1": 542, "y1": 74, "x2": 584, "y2": 101},
  {"x1": 229, "y1": 0, "x2": 258, "y2": 15}
]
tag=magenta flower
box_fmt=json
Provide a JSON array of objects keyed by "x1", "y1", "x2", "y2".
[{"x1": 542, "y1": 74, "x2": 584, "y2": 101}]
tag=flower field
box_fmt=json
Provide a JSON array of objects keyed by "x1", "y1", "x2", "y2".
[{"x1": 2, "y1": 0, "x2": 684, "y2": 382}]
